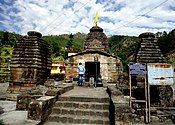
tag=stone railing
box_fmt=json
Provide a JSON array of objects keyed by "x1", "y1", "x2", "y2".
[
  {"x1": 16, "y1": 84, "x2": 74, "y2": 123},
  {"x1": 28, "y1": 96, "x2": 56, "y2": 122},
  {"x1": 106, "y1": 86, "x2": 132, "y2": 125}
]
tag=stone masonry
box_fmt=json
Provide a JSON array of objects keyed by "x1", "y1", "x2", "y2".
[
  {"x1": 65, "y1": 50, "x2": 123, "y2": 83},
  {"x1": 135, "y1": 32, "x2": 166, "y2": 63},
  {"x1": 84, "y1": 26, "x2": 109, "y2": 52},
  {"x1": 8, "y1": 31, "x2": 51, "y2": 93},
  {"x1": 45, "y1": 87, "x2": 110, "y2": 124}
]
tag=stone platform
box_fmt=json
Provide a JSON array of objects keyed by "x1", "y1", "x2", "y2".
[{"x1": 61, "y1": 86, "x2": 108, "y2": 98}]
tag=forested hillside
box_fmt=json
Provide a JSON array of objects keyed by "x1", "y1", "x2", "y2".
[
  {"x1": 156, "y1": 29, "x2": 175, "y2": 55},
  {"x1": 0, "y1": 31, "x2": 20, "y2": 66},
  {"x1": 108, "y1": 35, "x2": 140, "y2": 70},
  {"x1": 43, "y1": 32, "x2": 85, "y2": 60},
  {"x1": 0, "y1": 29, "x2": 174, "y2": 72},
  {"x1": 0, "y1": 31, "x2": 21, "y2": 82}
]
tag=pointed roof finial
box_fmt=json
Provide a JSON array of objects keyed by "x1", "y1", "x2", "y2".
[{"x1": 93, "y1": 12, "x2": 99, "y2": 26}]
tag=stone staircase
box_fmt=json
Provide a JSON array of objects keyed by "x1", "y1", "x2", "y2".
[{"x1": 45, "y1": 96, "x2": 110, "y2": 124}]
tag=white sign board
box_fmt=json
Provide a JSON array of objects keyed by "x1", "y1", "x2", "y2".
[{"x1": 147, "y1": 63, "x2": 174, "y2": 85}]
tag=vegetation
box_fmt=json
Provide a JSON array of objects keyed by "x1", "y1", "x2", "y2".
[
  {"x1": 43, "y1": 33, "x2": 84, "y2": 60},
  {"x1": 108, "y1": 35, "x2": 140, "y2": 71},
  {"x1": 156, "y1": 30, "x2": 175, "y2": 55},
  {"x1": 0, "y1": 29, "x2": 174, "y2": 73},
  {"x1": 0, "y1": 119, "x2": 5, "y2": 125},
  {"x1": 0, "y1": 31, "x2": 20, "y2": 82}
]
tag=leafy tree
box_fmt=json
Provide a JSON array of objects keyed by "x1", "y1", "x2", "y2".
[
  {"x1": 66, "y1": 34, "x2": 73, "y2": 48},
  {"x1": 157, "y1": 30, "x2": 175, "y2": 55},
  {"x1": 108, "y1": 35, "x2": 140, "y2": 71}
]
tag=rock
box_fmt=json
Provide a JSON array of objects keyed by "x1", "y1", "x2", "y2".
[
  {"x1": 116, "y1": 73, "x2": 129, "y2": 91},
  {"x1": 116, "y1": 121, "x2": 131, "y2": 125},
  {"x1": 157, "y1": 110, "x2": 164, "y2": 115},
  {"x1": 150, "y1": 107, "x2": 157, "y2": 114},
  {"x1": 0, "y1": 106, "x2": 4, "y2": 115},
  {"x1": 112, "y1": 95, "x2": 129, "y2": 104},
  {"x1": 44, "y1": 79, "x2": 55, "y2": 87},
  {"x1": 151, "y1": 116, "x2": 160, "y2": 122},
  {"x1": 36, "y1": 85, "x2": 48, "y2": 95},
  {"x1": 134, "y1": 118, "x2": 140, "y2": 122},
  {"x1": 0, "y1": 82, "x2": 9, "y2": 99},
  {"x1": 140, "y1": 116, "x2": 145, "y2": 122},
  {"x1": 108, "y1": 85, "x2": 122, "y2": 96},
  {"x1": 132, "y1": 109, "x2": 136, "y2": 113}
]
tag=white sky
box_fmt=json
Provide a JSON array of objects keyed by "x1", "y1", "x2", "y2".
[{"x1": 0, "y1": 0, "x2": 175, "y2": 36}]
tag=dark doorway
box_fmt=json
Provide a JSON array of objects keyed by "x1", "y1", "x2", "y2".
[{"x1": 85, "y1": 62, "x2": 100, "y2": 82}]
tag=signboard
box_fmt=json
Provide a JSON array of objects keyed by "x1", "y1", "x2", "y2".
[
  {"x1": 129, "y1": 63, "x2": 146, "y2": 76},
  {"x1": 147, "y1": 63, "x2": 174, "y2": 85}
]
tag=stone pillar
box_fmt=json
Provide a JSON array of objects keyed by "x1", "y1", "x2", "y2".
[{"x1": 8, "y1": 31, "x2": 51, "y2": 94}]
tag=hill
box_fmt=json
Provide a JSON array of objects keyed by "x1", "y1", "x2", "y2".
[
  {"x1": 43, "y1": 32, "x2": 85, "y2": 60},
  {"x1": 0, "y1": 29, "x2": 174, "y2": 73}
]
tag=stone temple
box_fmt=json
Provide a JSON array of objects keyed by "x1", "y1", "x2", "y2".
[
  {"x1": 8, "y1": 31, "x2": 51, "y2": 93},
  {"x1": 65, "y1": 25, "x2": 123, "y2": 83},
  {"x1": 134, "y1": 32, "x2": 166, "y2": 63}
]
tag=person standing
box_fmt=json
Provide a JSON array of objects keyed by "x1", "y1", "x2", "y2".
[{"x1": 77, "y1": 62, "x2": 85, "y2": 86}]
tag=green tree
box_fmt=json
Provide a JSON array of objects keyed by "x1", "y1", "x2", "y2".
[
  {"x1": 158, "y1": 30, "x2": 175, "y2": 55},
  {"x1": 66, "y1": 34, "x2": 73, "y2": 48}
]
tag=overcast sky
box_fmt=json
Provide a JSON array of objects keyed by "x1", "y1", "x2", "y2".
[{"x1": 0, "y1": 0, "x2": 175, "y2": 36}]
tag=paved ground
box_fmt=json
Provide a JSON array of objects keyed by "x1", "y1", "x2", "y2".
[
  {"x1": 1, "y1": 84, "x2": 174, "y2": 125},
  {"x1": 0, "y1": 82, "x2": 9, "y2": 99},
  {"x1": 61, "y1": 86, "x2": 108, "y2": 98},
  {"x1": 0, "y1": 100, "x2": 40, "y2": 125}
]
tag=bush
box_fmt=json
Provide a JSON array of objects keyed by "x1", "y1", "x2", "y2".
[{"x1": 0, "y1": 119, "x2": 5, "y2": 125}]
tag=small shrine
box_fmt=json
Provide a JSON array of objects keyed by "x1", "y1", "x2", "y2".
[
  {"x1": 65, "y1": 14, "x2": 123, "y2": 84},
  {"x1": 8, "y1": 31, "x2": 51, "y2": 93},
  {"x1": 135, "y1": 32, "x2": 166, "y2": 63}
]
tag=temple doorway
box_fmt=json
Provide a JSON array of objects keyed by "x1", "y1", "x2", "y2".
[{"x1": 85, "y1": 62, "x2": 100, "y2": 82}]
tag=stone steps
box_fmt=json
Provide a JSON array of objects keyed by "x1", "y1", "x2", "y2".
[
  {"x1": 48, "y1": 114, "x2": 109, "y2": 124},
  {"x1": 58, "y1": 96, "x2": 109, "y2": 103},
  {"x1": 45, "y1": 87, "x2": 110, "y2": 124},
  {"x1": 44, "y1": 122, "x2": 84, "y2": 125},
  {"x1": 54, "y1": 101, "x2": 109, "y2": 110},
  {"x1": 46, "y1": 96, "x2": 109, "y2": 124},
  {"x1": 52, "y1": 107, "x2": 109, "y2": 117}
]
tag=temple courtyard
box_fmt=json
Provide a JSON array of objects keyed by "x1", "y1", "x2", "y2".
[{"x1": 0, "y1": 81, "x2": 175, "y2": 125}]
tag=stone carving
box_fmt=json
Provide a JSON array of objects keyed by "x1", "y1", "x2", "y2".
[
  {"x1": 89, "y1": 39, "x2": 104, "y2": 48},
  {"x1": 21, "y1": 69, "x2": 34, "y2": 79}
]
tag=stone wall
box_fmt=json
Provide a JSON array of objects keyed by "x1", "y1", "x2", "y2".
[{"x1": 65, "y1": 52, "x2": 123, "y2": 83}]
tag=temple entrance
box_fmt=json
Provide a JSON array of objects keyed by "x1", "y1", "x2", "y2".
[{"x1": 85, "y1": 62, "x2": 100, "y2": 82}]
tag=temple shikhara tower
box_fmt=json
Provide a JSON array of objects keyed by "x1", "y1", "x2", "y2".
[
  {"x1": 135, "y1": 32, "x2": 166, "y2": 63},
  {"x1": 8, "y1": 31, "x2": 51, "y2": 93},
  {"x1": 83, "y1": 25, "x2": 109, "y2": 52},
  {"x1": 65, "y1": 13, "x2": 123, "y2": 83}
]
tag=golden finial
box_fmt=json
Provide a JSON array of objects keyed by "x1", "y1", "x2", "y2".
[{"x1": 93, "y1": 12, "x2": 99, "y2": 26}]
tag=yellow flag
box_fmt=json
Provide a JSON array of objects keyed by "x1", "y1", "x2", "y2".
[{"x1": 94, "y1": 12, "x2": 99, "y2": 26}]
